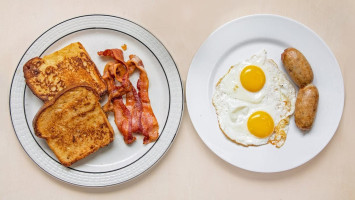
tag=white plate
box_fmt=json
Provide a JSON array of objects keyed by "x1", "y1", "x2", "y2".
[
  {"x1": 186, "y1": 14, "x2": 344, "y2": 173},
  {"x1": 10, "y1": 15, "x2": 183, "y2": 186}
]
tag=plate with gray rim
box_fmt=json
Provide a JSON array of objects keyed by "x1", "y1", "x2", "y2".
[{"x1": 10, "y1": 14, "x2": 183, "y2": 187}]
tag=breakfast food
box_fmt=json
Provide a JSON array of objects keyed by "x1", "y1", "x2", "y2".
[
  {"x1": 281, "y1": 47, "x2": 319, "y2": 131},
  {"x1": 24, "y1": 42, "x2": 113, "y2": 167},
  {"x1": 23, "y1": 42, "x2": 107, "y2": 101},
  {"x1": 33, "y1": 85, "x2": 114, "y2": 167},
  {"x1": 212, "y1": 50, "x2": 296, "y2": 148},
  {"x1": 294, "y1": 84, "x2": 319, "y2": 131},
  {"x1": 121, "y1": 44, "x2": 127, "y2": 51},
  {"x1": 281, "y1": 48, "x2": 313, "y2": 88},
  {"x1": 24, "y1": 42, "x2": 158, "y2": 167},
  {"x1": 100, "y1": 49, "x2": 137, "y2": 144},
  {"x1": 98, "y1": 49, "x2": 159, "y2": 144},
  {"x1": 128, "y1": 55, "x2": 159, "y2": 143}
]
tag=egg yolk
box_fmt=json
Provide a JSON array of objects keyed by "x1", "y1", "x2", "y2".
[
  {"x1": 247, "y1": 111, "x2": 274, "y2": 138},
  {"x1": 240, "y1": 65, "x2": 265, "y2": 92}
]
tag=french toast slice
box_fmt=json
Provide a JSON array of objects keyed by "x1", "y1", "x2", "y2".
[
  {"x1": 23, "y1": 42, "x2": 107, "y2": 101},
  {"x1": 33, "y1": 85, "x2": 114, "y2": 167}
]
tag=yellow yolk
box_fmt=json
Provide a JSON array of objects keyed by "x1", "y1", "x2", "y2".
[
  {"x1": 240, "y1": 65, "x2": 265, "y2": 92},
  {"x1": 247, "y1": 111, "x2": 274, "y2": 138}
]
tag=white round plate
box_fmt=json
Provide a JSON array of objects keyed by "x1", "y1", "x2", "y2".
[
  {"x1": 10, "y1": 15, "x2": 183, "y2": 186},
  {"x1": 186, "y1": 14, "x2": 344, "y2": 173}
]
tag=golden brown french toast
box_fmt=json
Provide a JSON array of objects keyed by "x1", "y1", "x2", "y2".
[
  {"x1": 33, "y1": 85, "x2": 114, "y2": 167},
  {"x1": 23, "y1": 42, "x2": 107, "y2": 101}
]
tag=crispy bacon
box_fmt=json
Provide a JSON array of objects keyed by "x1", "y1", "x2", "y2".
[
  {"x1": 112, "y1": 97, "x2": 135, "y2": 144},
  {"x1": 102, "y1": 62, "x2": 126, "y2": 112},
  {"x1": 99, "y1": 49, "x2": 125, "y2": 82},
  {"x1": 98, "y1": 49, "x2": 125, "y2": 64},
  {"x1": 127, "y1": 55, "x2": 159, "y2": 144},
  {"x1": 125, "y1": 86, "x2": 143, "y2": 133},
  {"x1": 99, "y1": 49, "x2": 158, "y2": 144},
  {"x1": 113, "y1": 61, "x2": 143, "y2": 134},
  {"x1": 102, "y1": 62, "x2": 115, "y2": 112},
  {"x1": 99, "y1": 50, "x2": 136, "y2": 144}
]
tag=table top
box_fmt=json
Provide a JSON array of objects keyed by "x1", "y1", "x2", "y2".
[{"x1": 1, "y1": 0, "x2": 354, "y2": 199}]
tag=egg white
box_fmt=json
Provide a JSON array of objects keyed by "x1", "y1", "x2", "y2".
[{"x1": 212, "y1": 50, "x2": 296, "y2": 147}]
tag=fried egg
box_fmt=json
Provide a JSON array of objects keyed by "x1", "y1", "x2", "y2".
[{"x1": 212, "y1": 50, "x2": 296, "y2": 147}]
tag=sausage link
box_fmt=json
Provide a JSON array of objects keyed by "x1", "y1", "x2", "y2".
[
  {"x1": 294, "y1": 84, "x2": 319, "y2": 131},
  {"x1": 281, "y1": 48, "x2": 313, "y2": 88}
]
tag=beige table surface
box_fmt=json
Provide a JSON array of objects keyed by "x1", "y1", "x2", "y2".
[{"x1": 1, "y1": 0, "x2": 354, "y2": 199}]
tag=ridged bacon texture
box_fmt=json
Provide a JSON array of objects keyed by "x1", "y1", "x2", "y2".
[
  {"x1": 102, "y1": 60, "x2": 136, "y2": 144},
  {"x1": 127, "y1": 55, "x2": 159, "y2": 144},
  {"x1": 98, "y1": 49, "x2": 158, "y2": 144}
]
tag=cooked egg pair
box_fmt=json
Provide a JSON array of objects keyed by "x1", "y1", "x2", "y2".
[{"x1": 212, "y1": 50, "x2": 296, "y2": 147}]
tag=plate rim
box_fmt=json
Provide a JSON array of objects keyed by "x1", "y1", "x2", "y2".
[
  {"x1": 9, "y1": 14, "x2": 184, "y2": 187},
  {"x1": 186, "y1": 14, "x2": 345, "y2": 173}
]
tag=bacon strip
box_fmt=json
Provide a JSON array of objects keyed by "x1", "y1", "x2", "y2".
[
  {"x1": 127, "y1": 55, "x2": 159, "y2": 144},
  {"x1": 100, "y1": 49, "x2": 143, "y2": 135},
  {"x1": 114, "y1": 61, "x2": 143, "y2": 134},
  {"x1": 112, "y1": 97, "x2": 135, "y2": 144},
  {"x1": 125, "y1": 86, "x2": 143, "y2": 133},
  {"x1": 99, "y1": 49, "x2": 126, "y2": 82},
  {"x1": 98, "y1": 49, "x2": 125, "y2": 64},
  {"x1": 99, "y1": 49, "x2": 158, "y2": 144},
  {"x1": 98, "y1": 49, "x2": 135, "y2": 75},
  {"x1": 99, "y1": 50, "x2": 136, "y2": 144},
  {"x1": 102, "y1": 63, "x2": 127, "y2": 111}
]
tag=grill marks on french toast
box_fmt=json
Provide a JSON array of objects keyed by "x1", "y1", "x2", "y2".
[
  {"x1": 23, "y1": 42, "x2": 107, "y2": 101},
  {"x1": 33, "y1": 86, "x2": 114, "y2": 167}
]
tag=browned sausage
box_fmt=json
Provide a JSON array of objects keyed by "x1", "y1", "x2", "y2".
[
  {"x1": 281, "y1": 48, "x2": 313, "y2": 88},
  {"x1": 295, "y1": 84, "x2": 319, "y2": 131}
]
